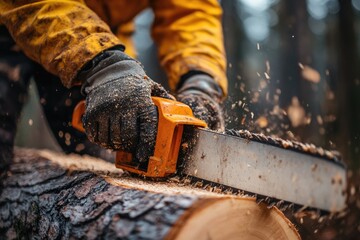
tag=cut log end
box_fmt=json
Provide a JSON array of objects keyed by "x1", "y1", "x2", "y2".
[
  {"x1": 0, "y1": 148, "x2": 300, "y2": 239},
  {"x1": 169, "y1": 198, "x2": 300, "y2": 240}
]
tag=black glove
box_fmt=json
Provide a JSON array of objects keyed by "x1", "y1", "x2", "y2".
[
  {"x1": 80, "y1": 50, "x2": 171, "y2": 163},
  {"x1": 176, "y1": 73, "x2": 225, "y2": 131}
]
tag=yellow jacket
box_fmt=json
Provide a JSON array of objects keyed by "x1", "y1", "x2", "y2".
[{"x1": 0, "y1": 0, "x2": 227, "y2": 95}]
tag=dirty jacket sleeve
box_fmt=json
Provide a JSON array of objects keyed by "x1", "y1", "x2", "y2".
[
  {"x1": 150, "y1": 0, "x2": 228, "y2": 96},
  {"x1": 0, "y1": 0, "x2": 123, "y2": 88}
]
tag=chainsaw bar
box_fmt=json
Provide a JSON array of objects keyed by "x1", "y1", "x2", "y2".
[{"x1": 178, "y1": 128, "x2": 347, "y2": 213}]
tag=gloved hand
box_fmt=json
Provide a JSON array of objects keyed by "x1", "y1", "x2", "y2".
[
  {"x1": 176, "y1": 73, "x2": 225, "y2": 131},
  {"x1": 80, "y1": 50, "x2": 171, "y2": 163}
]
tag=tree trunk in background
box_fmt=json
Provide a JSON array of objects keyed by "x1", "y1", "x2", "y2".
[
  {"x1": 278, "y1": 0, "x2": 323, "y2": 143},
  {"x1": 0, "y1": 149, "x2": 300, "y2": 240},
  {"x1": 337, "y1": 0, "x2": 360, "y2": 169},
  {"x1": 293, "y1": 1, "x2": 328, "y2": 145},
  {"x1": 221, "y1": 0, "x2": 247, "y2": 129},
  {"x1": 277, "y1": 0, "x2": 301, "y2": 108}
]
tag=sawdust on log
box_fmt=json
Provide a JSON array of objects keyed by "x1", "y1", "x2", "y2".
[{"x1": 15, "y1": 148, "x2": 229, "y2": 198}]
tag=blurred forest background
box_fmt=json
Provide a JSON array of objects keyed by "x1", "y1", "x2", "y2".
[
  {"x1": 17, "y1": 0, "x2": 360, "y2": 169},
  {"x1": 221, "y1": 0, "x2": 360, "y2": 170}
]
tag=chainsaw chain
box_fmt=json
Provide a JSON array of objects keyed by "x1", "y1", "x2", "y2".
[
  {"x1": 168, "y1": 174, "x2": 327, "y2": 216},
  {"x1": 225, "y1": 129, "x2": 344, "y2": 166}
]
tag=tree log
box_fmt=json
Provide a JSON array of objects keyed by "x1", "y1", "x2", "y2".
[{"x1": 0, "y1": 148, "x2": 300, "y2": 239}]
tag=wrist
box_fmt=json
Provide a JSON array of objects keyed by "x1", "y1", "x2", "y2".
[
  {"x1": 177, "y1": 72, "x2": 223, "y2": 103},
  {"x1": 79, "y1": 50, "x2": 143, "y2": 95}
]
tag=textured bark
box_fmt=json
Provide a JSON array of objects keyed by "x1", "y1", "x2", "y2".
[{"x1": 0, "y1": 148, "x2": 300, "y2": 240}]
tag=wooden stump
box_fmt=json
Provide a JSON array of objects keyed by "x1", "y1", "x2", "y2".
[{"x1": 0, "y1": 148, "x2": 300, "y2": 239}]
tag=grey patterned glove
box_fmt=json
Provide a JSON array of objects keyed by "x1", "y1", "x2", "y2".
[
  {"x1": 176, "y1": 73, "x2": 225, "y2": 131},
  {"x1": 80, "y1": 50, "x2": 171, "y2": 163}
]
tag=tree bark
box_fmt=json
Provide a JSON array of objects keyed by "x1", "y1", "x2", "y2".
[
  {"x1": 337, "y1": 0, "x2": 360, "y2": 169},
  {"x1": 0, "y1": 148, "x2": 300, "y2": 240}
]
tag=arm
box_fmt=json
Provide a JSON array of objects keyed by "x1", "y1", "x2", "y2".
[
  {"x1": 0, "y1": 0, "x2": 122, "y2": 87},
  {"x1": 0, "y1": 1, "x2": 171, "y2": 163},
  {"x1": 150, "y1": 0, "x2": 227, "y2": 130},
  {"x1": 150, "y1": 0, "x2": 228, "y2": 96}
]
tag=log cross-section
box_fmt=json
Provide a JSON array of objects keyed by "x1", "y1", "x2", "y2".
[{"x1": 0, "y1": 149, "x2": 300, "y2": 239}]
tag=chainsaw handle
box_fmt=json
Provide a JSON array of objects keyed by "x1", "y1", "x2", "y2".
[
  {"x1": 72, "y1": 100, "x2": 86, "y2": 132},
  {"x1": 72, "y1": 97, "x2": 207, "y2": 177}
]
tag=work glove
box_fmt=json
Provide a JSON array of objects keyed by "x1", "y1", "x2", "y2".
[
  {"x1": 80, "y1": 50, "x2": 172, "y2": 163},
  {"x1": 176, "y1": 73, "x2": 225, "y2": 131}
]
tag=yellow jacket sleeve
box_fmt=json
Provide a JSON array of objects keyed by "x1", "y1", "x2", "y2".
[
  {"x1": 150, "y1": 0, "x2": 228, "y2": 96},
  {"x1": 0, "y1": 0, "x2": 122, "y2": 88}
]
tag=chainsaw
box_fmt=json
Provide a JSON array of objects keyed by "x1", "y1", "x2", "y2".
[{"x1": 72, "y1": 97, "x2": 347, "y2": 213}]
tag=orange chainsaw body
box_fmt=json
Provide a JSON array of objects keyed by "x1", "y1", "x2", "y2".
[{"x1": 72, "y1": 97, "x2": 207, "y2": 177}]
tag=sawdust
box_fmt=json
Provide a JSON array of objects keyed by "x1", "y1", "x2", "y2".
[
  {"x1": 34, "y1": 148, "x2": 122, "y2": 175},
  {"x1": 298, "y1": 63, "x2": 321, "y2": 84},
  {"x1": 15, "y1": 148, "x2": 227, "y2": 198},
  {"x1": 106, "y1": 177, "x2": 227, "y2": 198}
]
